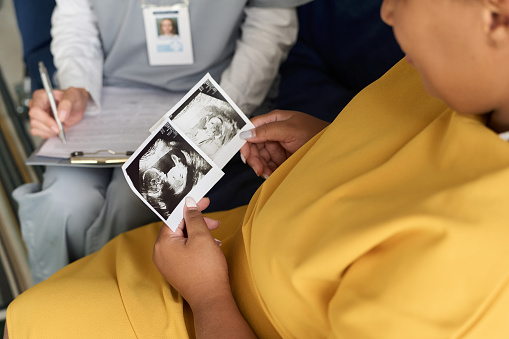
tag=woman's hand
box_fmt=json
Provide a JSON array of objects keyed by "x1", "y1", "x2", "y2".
[
  {"x1": 153, "y1": 197, "x2": 228, "y2": 308},
  {"x1": 153, "y1": 197, "x2": 256, "y2": 338},
  {"x1": 240, "y1": 109, "x2": 329, "y2": 178},
  {"x1": 28, "y1": 87, "x2": 89, "y2": 139}
]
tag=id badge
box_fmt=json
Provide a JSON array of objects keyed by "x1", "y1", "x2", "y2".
[{"x1": 142, "y1": 5, "x2": 194, "y2": 65}]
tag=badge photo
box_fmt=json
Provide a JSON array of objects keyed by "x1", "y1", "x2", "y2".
[{"x1": 142, "y1": 6, "x2": 194, "y2": 66}]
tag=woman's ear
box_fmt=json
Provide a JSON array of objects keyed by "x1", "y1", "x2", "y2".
[
  {"x1": 485, "y1": 0, "x2": 509, "y2": 46},
  {"x1": 380, "y1": 0, "x2": 396, "y2": 27}
]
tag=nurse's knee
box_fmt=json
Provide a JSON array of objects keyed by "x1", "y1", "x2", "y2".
[{"x1": 42, "y1": 167, "x2": 112, "y2": 194}]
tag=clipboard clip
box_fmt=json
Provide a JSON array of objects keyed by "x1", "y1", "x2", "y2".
[{"x1": 70, "y1": 150, "x2": 134, "y2": 164}]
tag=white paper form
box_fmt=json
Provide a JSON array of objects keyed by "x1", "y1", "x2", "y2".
[{"x1": 35, "y1": 86, "x2": 185, "y2": 159}]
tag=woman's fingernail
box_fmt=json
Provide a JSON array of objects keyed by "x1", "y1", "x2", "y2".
[
  {"x1": 214, "y1": 238, "x2": 223, "y2": 246},
  {"x1": 253, "y1": 167, "x2": 260, "y2": 177},
  {"x1": 239, "y1": 129, "x2": 254, "y2": 140},
  {"x1": 59, "y1": 109, "x2": 69, "y2": 121},
  {"x1": 185, "y1": 197, "x2": 197, "y2": 209},
  {"x1": 263, "y1": 173, "x2": 269, "y2": 180},
  {"x1": 240, "y1": 153, "x2": 246, "y2": 164}
]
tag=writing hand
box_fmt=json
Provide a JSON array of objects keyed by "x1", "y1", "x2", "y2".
[
  {"x1": 28, "y1": 87, "x2": 89, "y2": 139},
  {"x1": 240, "y1": 109, "x2": 329, "y2": 178}
]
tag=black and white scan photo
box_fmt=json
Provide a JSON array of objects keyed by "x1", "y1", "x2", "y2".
[
  {"x1": 123, "y1": 74, "x2": 250, "y2": 230},
  {"x1": 168, "y1": 77, "x2": 253, "y2": 168},
  {"x1": 123, "y1": 121, "x2": 223, "y2": 229}
]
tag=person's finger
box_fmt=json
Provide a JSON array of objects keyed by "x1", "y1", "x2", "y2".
[
  {"x1": 239, "y1": 143, "x2": 251, "y2": 164},
  {"x1": 30, "y1": 89, "x2": 51, "y2": 108},
  {"x1": 167, "y1": 215, "x2": 219, "y2": 239},
  {"x1": 258, "y1": 144, "x2": 273, "y2": 163},
  {"x1": 30, "y1": 119, "x2": 58, "y2": 138},
  {"x1": 57, "y1": 102, "x2": 72, "y2": 123},
  {"x1": 267, "y1": 160, "x2": 279, "y2": 173},
  {"x1": 29, "y1": 107, "x2": 60, "y2": 137},
  {"x1": 54, "y1": 88, "x2": 89, "y2": 125},
  {"x1": 184, "y1": 197, "x2": 213, "y2": 239},
  {"x1": 240, "y1": 121, "x2": 297, "y2": 155},
  {"x1": 30, "y1": 89, "x2": 66, "y2": 135},
  {"x1": 158, "y1": 222, "x2": 174, "y2": 238},
  {"x1": 171, "y1": 218, "x2": 186, "y2": 237},
  {"x1": 55, "y1": 88, "x2": 83, "y2": 122},
  {"x1": 196, "y1": 197, "x2": 210, "y2": 212},
  {"x1": 170, "y1": 197, "x2": 212, "y2": 235},
  {"x1": 203, "y1": 216, "x2": 220, "y2": 231},
  {"x1": 244, "y1": 143, "x2": 264, "y2": 176},
  {"x1": 248, "y1": 109, "x2": 291, "y2": 128},
  {"x1": 52, "y1": 89, "x2": 65, "y2": 99},
  {"x1": 265, "y1": 141, "x2": 289, "y2": 165},
  {"x1": 240, "y1": 109, "x2": 295, "y2": 142},
  {"x1": 56, "y1": 93, "x2": 74, "y2": 123}
]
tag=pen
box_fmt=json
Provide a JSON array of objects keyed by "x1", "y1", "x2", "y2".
[{"x1": 38, "y1": 61, "x2": 67, "y2": 144}]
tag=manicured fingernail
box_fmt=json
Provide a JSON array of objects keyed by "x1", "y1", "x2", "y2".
[
  {"x1": 59, "y1": 109, "x2": 69, "y2": 121},
  {"x1": 263, "y1": 173, "x2": 269, "y2": 180},
  {"x1": 185, "y1": 197, "x2": 197, "y2": 209},
  {"x1": 239, "y1": 129, "x2": 254, "y2": 140},
  {"x1": 240, "y1": 153, "x2": 246, "y2": 164},
  {"x1": 214, "y1": 238, "x2": 222, "y2": 247}
]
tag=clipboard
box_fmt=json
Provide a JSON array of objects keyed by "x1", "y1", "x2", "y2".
[
  {"x1": 26, "y1": 146, "x2": 131, "y2": 168},
  {"x1": 70, "y1": 150, "x2": 133, "y2": 165},
  {"x1": 26, "y1": 148, "x2": 134, "y2": 167},
  {"x1": 26, "y1": 86, "x2": 185, "y2": 168}
]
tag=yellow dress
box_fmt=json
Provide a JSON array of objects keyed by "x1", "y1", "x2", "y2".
[{"x1": 7, "y1": 60, "x2": 509, "y2": 338}]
